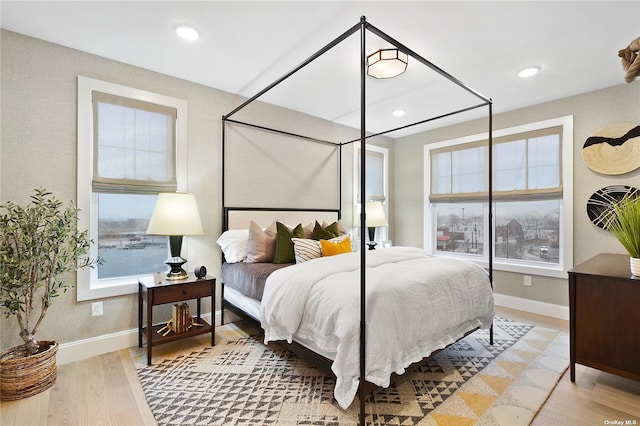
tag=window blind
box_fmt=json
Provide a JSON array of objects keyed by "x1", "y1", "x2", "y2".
[
  {"x1": 430, "y1": 126, "x2": 562, "y2": 202},
  {"x1": 92, "y1": 91, "x2": 177, "y2": 194}
]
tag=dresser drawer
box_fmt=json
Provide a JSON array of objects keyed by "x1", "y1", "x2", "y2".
[{"x1": 152, "y1": 280, "x2": 213, "y2": 305}]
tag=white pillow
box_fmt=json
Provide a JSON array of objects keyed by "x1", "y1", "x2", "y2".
[
  {"x1": 216, "y1": 229, "x2": 249, "y2": 263},
  {"x1": 291, "y1": 238, "x2": 322, "y2": 263}
]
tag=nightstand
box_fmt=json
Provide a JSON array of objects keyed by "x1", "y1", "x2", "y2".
[{"x1": 138, "y1": 274, "x2": 216, "y2": 365}]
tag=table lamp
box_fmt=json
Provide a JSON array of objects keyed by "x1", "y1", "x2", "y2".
[
  {"x1": 365, "y1": 201, "x2": 388, "y2": 250},
  {"x1": 147, "y1": 193, "x2": 204, "y2": 280}
]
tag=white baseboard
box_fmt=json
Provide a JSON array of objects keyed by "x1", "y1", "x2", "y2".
[
  {"x1": 494, "y1": 293, "x2": 569, "y2": 321},
  {"x1": 57, "y1": 311, "x2": 216, "y2": 365},
  {"x1": 57, "y1": 295, "x2": 569, "y2": 364}
]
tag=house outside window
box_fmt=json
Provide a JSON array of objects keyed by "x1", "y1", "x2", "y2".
[
  {"x1": 77, "y1": 77, "x2": 187, "y2": 300},
  {"x1": 424, "y1": 116, "x2": 573, "y2": 278}
]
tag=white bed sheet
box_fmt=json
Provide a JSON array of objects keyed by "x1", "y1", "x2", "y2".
[
  {"x1": 260, "y1": 246, "x2": 494, "y2": 409},
  {"x1": 223, "y1": 286, "x2": 337, "y2": 361}
]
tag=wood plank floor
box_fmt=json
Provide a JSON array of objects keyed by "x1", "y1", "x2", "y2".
[{"x1": 1, "y1": 307, "x2": 639, "y2": 425}]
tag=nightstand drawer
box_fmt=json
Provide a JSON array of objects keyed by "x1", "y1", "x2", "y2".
[{"x1": 152, "y1": 280, "x2": 213, "y2": 305}]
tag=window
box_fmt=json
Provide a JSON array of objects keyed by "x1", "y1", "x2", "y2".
[
  {"x1": 77, "y1": 77, "x2": 187, "y2": 300},
  {"x1": 354, "y1": 144, "x2": 389, "y2": 245},
  {"x1": 424, "y1": 116, "x2": 573, "y2": 278}
]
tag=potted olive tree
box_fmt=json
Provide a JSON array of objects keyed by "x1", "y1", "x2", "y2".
[
  {"x1": 608, "y1": 194, "x2": 640, "y2": 276},
  {"x1": 0, "y1": 188, "x2": 97, "y2": 400}
]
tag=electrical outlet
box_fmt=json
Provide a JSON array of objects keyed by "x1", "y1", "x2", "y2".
[
  {"x1": 523, "y1": 275, "x2": 532, "y2": 287},
  {"x1": 91, "y1": 301, "x2": 103, "y2": 316}
]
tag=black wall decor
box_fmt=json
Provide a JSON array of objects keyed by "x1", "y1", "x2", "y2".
[{"x1": 587, "y1": 185, "x2": 639, "y2": 229}]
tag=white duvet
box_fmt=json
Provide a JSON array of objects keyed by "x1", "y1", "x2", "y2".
[{"x1": 260, "y1": 246, "x2": 494, "y2": 409}]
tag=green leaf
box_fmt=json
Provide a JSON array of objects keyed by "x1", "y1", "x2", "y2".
[{"x1": 609, "y1": 195, "x2": 640, "y2": 258}]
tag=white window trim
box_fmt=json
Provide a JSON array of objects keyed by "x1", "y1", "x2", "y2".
[
  {"x1": 353, "y1": 144, "x2": 390, "y2": 244},
  {"x1": 423, "y1": 116, "x2": 573, "y2": 278},
  {"x1": 77, "y1": 76, "x2": 188, "y2": 301}
]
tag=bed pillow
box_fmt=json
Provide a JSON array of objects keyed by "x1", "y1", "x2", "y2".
[
  {"x1": 246, "y1": 220, "x2": 277, "y2": 263},
  {"x1": 273, "y1": 222, "x2": 306, "y2": 264},
  {"x1": 216, "y1": 229, "x2": 249, "y2": 263},
  {"x1": 291, "y1": 238, "x2": 322, "y2": 263},
  {"x1": 311, "y1": 220, "x2": 340, "y2": 240},
  {"x1": 303, "y1": 222, "x2": 315, "y2": 239},
  {"x1": 323, "y1": 220, "x2": 348, "y2": 235},
  {"x1": 293, "y1": 234, "x2": 350, "y2": 263},
  {"x1": 320, "y1": 236, "x2": 352, "y2": 257}
]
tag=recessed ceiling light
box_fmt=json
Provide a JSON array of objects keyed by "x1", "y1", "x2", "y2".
[
  {"x1": 517, "y1": 66, "x2": 540, "y2": 78},
  {"x1": 392, "y1": 109, "x2": 406, "y2": 117},
  {"x1": 175, "y1": 25, "x2": 199, "y2": 41}
]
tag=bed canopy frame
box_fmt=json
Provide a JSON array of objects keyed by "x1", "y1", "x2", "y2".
[{"x1": 221, "y1": 16, "x2": 494, "y2": 424}]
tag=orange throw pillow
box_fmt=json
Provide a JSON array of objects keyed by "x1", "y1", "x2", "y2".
[{"x1": 320, "y1": 236, "x2": 351, "y2": 256}]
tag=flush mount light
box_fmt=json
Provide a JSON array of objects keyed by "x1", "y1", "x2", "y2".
[
  {"x1": 392, "y1": 109, "x2": 406, "y2": 117},
  {"x1": 517, "y1": 66, "x2": 540, "y2": 78},
  {"x1": 175, "y1": 24, "x2": 199, "y2": 41},
  {"x1": 367, "y1": 49, "x2": 408, "y2": 79}
]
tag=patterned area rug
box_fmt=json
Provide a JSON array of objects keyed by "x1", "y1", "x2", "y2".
[{"x1": 131, "y1": 317, "x2": 568, "y2": 425}]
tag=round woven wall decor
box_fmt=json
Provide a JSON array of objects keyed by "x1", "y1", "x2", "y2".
[{"x1": 582, "y1": 123, "x2": 640, "y2": 175}]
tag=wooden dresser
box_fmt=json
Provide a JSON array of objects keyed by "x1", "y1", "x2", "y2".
[{"x1": 568, "y1": 253, "x2": 640, "y2": 382}]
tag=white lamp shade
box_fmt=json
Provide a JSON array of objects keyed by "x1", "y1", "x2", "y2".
[
  {"x1": 146, "y1": 193, "x2": 204, "y2": 236},
  {"x1": 365, "y1": 201, "x2": 388, "y2": 227}
]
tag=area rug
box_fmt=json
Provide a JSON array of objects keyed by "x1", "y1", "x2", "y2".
[{"x1": 131, "y1": 317, "x2": 568, "y2": 425}]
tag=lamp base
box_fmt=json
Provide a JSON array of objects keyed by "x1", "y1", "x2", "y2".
[
  {"x1": 165, "y1": 256, "x2": 188, "y2": 280},
  {"x1": 367, "y1": 227, "x2": 377, "y2": 250}
]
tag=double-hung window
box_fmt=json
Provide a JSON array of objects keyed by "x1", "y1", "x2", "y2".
[
  {"x1": 77, "y1": 77, "x2": 187, "y2": 300},
  {"x1": 354, "y1": 144, "x2": 389, "y2": 245},
  {"x1": 424, "y1": 116, "x2": 573, "y2": 277}
]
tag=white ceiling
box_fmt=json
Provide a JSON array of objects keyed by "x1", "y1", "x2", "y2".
[{"x1": 2, "y1": 1, "x2": 639, "y2": 137}]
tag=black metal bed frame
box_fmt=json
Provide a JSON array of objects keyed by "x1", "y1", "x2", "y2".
[{"x1": 221, "y1": 16, "x2": 493, "y2": 425}]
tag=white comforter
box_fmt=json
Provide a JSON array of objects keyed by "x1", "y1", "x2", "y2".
[{"x1": 260, "y1": 246, "x2": 494, "y2": 409}]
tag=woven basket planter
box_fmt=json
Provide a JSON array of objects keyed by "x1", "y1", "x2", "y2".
[{"x1": 0, "y1": 340, "x2": 58, "y2": 401}]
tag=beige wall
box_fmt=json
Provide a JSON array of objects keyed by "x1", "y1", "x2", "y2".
[
  {"x1": 394, "y1": 83, "x2": 640, "y2": 307},
  {"x1": 0, "y1": 30, "x2": 377, "y2": 350},
  {"x1": 2, "y1": 27, "x2": 638, "y2": 351}
]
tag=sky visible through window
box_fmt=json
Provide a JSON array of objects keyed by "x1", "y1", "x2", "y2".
[{"x1": 100, "y1": 194, "x2": 157, "y2": 219}]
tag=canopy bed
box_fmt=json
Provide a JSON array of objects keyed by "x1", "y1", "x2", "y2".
[{"x1": 219, "y1": 16, "x2": 494, "y2": 424}]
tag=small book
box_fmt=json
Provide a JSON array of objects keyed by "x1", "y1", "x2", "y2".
[
  {"x1": 172, "y1": 304, "x2": 180, "y2": 333},
  {"x1": 181, "y1": 303, "x2": 190, "y2": 331}
]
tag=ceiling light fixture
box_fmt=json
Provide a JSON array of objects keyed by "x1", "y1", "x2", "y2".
[
  {"x1": 392, "y1": 109, "x2": 406, "y2": 117},
  {"x1": 367, "y1": 49, "x2": 408, "y2": 79},
  {"x1": 175, "y1": 24, "x2": 199, "y2": 41},
  {"x1": 517, "y1": 66, "x2": 540, "y2": 78}
]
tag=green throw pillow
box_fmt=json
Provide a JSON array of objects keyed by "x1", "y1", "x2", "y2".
[
  {"x1": 324, "y1": 221, "x2": 341, "y2": 237},
  {"x1": 312, "y1": 220, "x2": 340, "y2": 240},
  {"x1": 273, "y1": 222, "x2": 306, "y2": 264}
]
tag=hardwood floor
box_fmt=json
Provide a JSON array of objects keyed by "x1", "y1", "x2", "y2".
[
  {"x1": 1, "y1": 349, "x2": 155, "y2": 426},
  {"x1": 498, "y1": 307, "x2": 640, "y2": 426},
  {"x1": 1, "y1": 307, "x2": 639, "y2": 425}
]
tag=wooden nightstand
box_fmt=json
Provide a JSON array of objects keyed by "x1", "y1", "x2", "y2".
[{"x1": 138, "y1": 274, "x2": 216, "y2": 365}]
